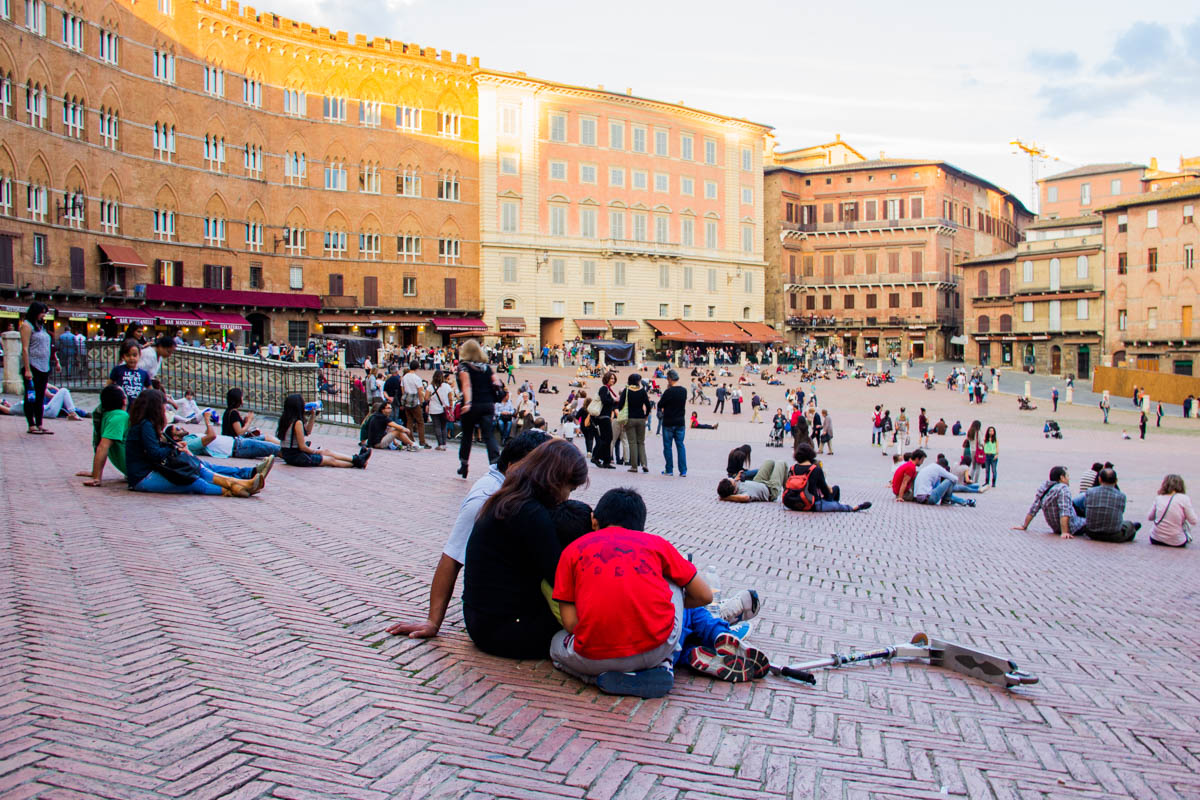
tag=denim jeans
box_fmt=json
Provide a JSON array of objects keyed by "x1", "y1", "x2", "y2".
[
  {"x1": 497, "y1": 417, "x2": 513, "y2": 442},
  {"x1": 661, "y1": 425, "x2": 687, "y2": 475},
  {"x1": 676, "y1": 605, "x2": 733, "y2": 666},
  {"x1": 984, "y1": 454, "x2": 997, "y2": 486},
  {"x1": 233, "y1": 436, "x2": 280, "y2": 458},
  {"x1": 811, "y1": 498, "x2": 855, "y2": 512},
  {"x1": 1073, "y1": 494, "x2": 1087, "y2": 518},
  {"x1": 922, "y1": 477, "x2": 968, "y2": 506},
  {"x1": 133, "y1": 462, "x2": 252, "y2": 495}
]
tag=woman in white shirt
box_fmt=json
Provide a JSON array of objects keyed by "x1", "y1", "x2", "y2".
[
  {"x1": 1147, "y1": 474, "x2": 1197, "y2": 548},
  {"x1": 427, "y1": 370, "x2": 457, "y2": 451}
]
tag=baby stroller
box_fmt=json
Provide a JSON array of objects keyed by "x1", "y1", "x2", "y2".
[
  {"x1": 1044, "y1": 420, "x2": 1063, "y2": 439},
  {"x1": 767, "y1": 419, "x2": 787, "y2": 447},
  {"x1": 1017, "y1": 396, "x2": 1037, "y2": 411}
]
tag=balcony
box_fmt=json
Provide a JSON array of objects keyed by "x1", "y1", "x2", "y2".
[
  {"x1": 782, "y1": 217, "x2": 957, "y2": 236},
  {"x1": 603, "y1": 238, "x2": 680, "y2": 259},
  {"x1": 785, "y1": 271, "x2": 958, "y2": 290}
]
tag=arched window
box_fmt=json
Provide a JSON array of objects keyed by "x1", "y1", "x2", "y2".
[
  {"x1": 998, "y1": 268, "x2": 1011, "y2": 295},
  {"x1": 977, "y1": 271, "x2": 989, "y2": 297},
  {"x1": 999, "y1": 314, "x2": 1012, "y2": 332},
  {"x1": 502, "y1": 298, "x2": 516, "y2": 310},
  {"x1": 977, "y1": 315, "x2": 990, "y2": 333}
]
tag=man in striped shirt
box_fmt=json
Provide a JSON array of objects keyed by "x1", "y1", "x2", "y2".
[{"x1": 1014, "y1": 466, "x2": 1086, "y2": 539}]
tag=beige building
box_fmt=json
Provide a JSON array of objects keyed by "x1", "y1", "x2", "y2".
[
  {"x1": 475, "y1": 72, "x2": 773, "y2": 351},
  {"x1": 961, "y1": 216, "x2": 1104, "y2": 377}
]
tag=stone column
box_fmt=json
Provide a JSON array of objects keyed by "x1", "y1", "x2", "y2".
[
  {"x1": 708, "y1": 350, "x2": 715, "y2": 368},
  {"x1": 1066, "y1": 386, "x2": 1074, "y2": 404},
  {"x1": 557, "y1": 352, "x2": 564, "y2": 368},
  {"x1": 992, "y1": 373, "x2": 999, "y2": 392},
  {"x1": 771, "y1": 349, "x2": 778, "y2": 367},
  {"x1": 1024, "y1": 380, "x2": 1031, "y2": 399},
  {"x1": 598, "y1": 349, "x2": 606, "y2": 368},
  {"x1": 901, "y1": 362, "x2": 908, "y2": 377},
  {"x1": 673, "y1": 349, "x2": 680, "y2": 367},
  {"x1": 875, "y1": 358, "x2": 882, "y2": 373},
  {"x1": 1141, "y1": 395, "x2": 1149, "y2": 412},
  {"x1": 2, "y1": 331, "x2": 22, "y2": 395},
  {"x1": 739, "y1": 350, "x2": 746, "y2": 366}
]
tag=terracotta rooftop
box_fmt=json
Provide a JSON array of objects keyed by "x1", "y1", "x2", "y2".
[
  {"x1": 1095, "y1": 179, "x2": 1200, "y2": 213},
  {"x1": 1040, "y1": 162, "x2": 1145, "y2": 182},
  {"x1": 1025, "y1": 214, "x2": 1103, "y2": 230}
]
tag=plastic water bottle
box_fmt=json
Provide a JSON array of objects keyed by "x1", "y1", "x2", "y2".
[{"x1": 703, "y1": 566, "x2": 722, "y2": 615}]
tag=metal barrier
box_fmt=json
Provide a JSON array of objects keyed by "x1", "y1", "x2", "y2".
[{"x1": 53, "y1": 341, "x2": 372, "y2": 428}]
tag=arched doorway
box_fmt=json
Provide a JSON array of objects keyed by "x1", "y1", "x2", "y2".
[
  {"x1": 1077, "y1": 345, "x2": 1091, "y2": 379},
  {"x1": 1111, "y1": 349, "x2": 1127, "y2": 367},
  {"x1": 1050, "y1": 345, "x2": 1062, "y2": 374},
  {"x1": 247, "y1": 313, "x2": 270, "y2": 346}
]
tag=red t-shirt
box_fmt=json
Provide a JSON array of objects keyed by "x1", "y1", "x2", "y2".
[
  {"x1": 892, "y1": 461, "x2": 916, "y2": 496},
  {"x1": 553, "y1": 527, "x2": 697, "y2": 660}
]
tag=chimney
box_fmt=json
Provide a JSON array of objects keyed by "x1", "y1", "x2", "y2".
[{"x1": 1150, "y1": 156, "x2": 1159, "y2": 170}]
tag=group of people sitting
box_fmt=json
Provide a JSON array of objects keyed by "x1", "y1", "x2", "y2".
[
  {"x1": 716, "y1": 443, "x2": 870, "y2": 512},
  {"x1": 386, "y1": 433, "x2": 768, "y2": 699},
  {"x1": 890, "y1": 449, "x2": 980, "y2": 507},
  {"x1": 1014, "y1": 462, "x2": 1195, "y2": 547}
]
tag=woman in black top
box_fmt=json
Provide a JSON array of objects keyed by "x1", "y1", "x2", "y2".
[
  {"x1": 455, "y1": 339, "x2": 503, "y2": 479},
  {"x1": 463, "y1": 439, "x2": 588, "y2": 659},
  {"x1": 619, "y1": 373, "x2": 653, "y2": 473},
  {"x1": 593, "y1": 372, "x2": 619, "y2": 469},
  {"x1": 726, "y1": 444, "x2": 757, "y2": 480}
]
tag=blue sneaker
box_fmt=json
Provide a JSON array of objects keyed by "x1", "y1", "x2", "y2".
[
  {"x1": 596, "y1": 665, "x2": 674, "y2": 698},
  {"x1": 661, "y1": 470, "x2": 673, "y2": 476},
  {"x1": 728, "y1": 620, "x2": 755, "y2": 641}
]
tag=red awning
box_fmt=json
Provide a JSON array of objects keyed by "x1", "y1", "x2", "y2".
[
  {"x1": 607, "y1": 319, "x2": 640, "y2": 331},
  {"x1": 575, "y1": 319, "x2": 609, "y2": 331},
  {"x1": 735, "y1": 321, "x2": 784, "y2": 343},
  {"x1": 680, "y1": 321, "x2": 752, "y2": 344},
  {"x1": 98, "y1": 243, "x2": 148, "y2": 269},
  {"x1": 646, "y1": 319, "x2": 690, "y2": 339},
  {"x1": 203, "y1": 311, "x2": 251, "y2": 330},
  {"x1": 156, "y1": 310, "x2": 205, "y2": 326},
  {"x1": 100, "y1": 306, "x2": 156, "y2": 324},
  {"x1": 56, "y1": 306, "x2": 107, "y2": 320},
  {"x1": 432, "y1": 317, "x2": 486, "y2": 331},
  {"x1": 144, "y1": 284, "x2": 322, "y2": 310},
  {"x1": 497, "y1": 316, "x2": 527, "y2": 331}
]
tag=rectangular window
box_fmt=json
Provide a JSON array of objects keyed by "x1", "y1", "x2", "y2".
[
  {"x1": 655, "y1": 215, "x2": 669, "y2": 243},
  {"x1": 502, "y1": 256, "x2": 517, "y2": 283},
  {"x1": 654, "y1": 173, "x2": 669, "y2": 193},
  {"x1": 614, "y1": 302, "x2": 624, "y2": 316},
  {"x1": 909, "y1": 196, "x2": 923, "y2": 218},
  {"x1": 609, "y1": 121, "x2": 624, "y2": 150},
  {"x1": 704, "y1": 138, "x2": 717, "y2": 165},
  {"x1": 707, "y1": 268, "x2": 717, "y2": 292},
  {"x1": 1147, "y1": 209, "x2": 1158, "y2": 228},
  {"x1": 705, "y1": 221, "x2": 718, "y2": 249},
  {"x1": 609, "y1": 167, "x2": 625, "y2": 188},
  {"x1": 438, "y1": 238, "x2": 460, "y2": 264},
  {"x1": 551, "y1": 258, "x2": 565, "y2": 284},
  {"x1": 682, "y1": 304, "x2": 692, "y2": 318},
  {"x1": 323, "y1": 231, "x2": 347, "y2": 258},
  {"x1": 1023, "y1": 301, "x2": 1033, "y2": 322},
  {"x1": 248, "y1": 263, "x2": 263, "y2": 289},
  {"x1": 500, "y1": 105, "x2": 520, "y2": 136},
  {"x1": 550, "y1": 206, "x2": 567, "y2": 236},
  {"x1": 203, "y1": 217, "x2": 226, "y2": 246},
  {"x1": 436, "y1": 172, "x2": 460, "y2": 200},
  {"x1": 609, "y1": 210, "x2": 625, "y2": 240},
  {"x1": 1118, "y1": 309, "x2": 1127, "y2": 330},
  {"x1": 744, "y1": 271, "x2": 753, "y2": 293},
  {"x1": 1117, "y1": 214, "x2": 1128, "y2": 233},
  {"x1": 633, "y1": 170, "x2": 648, "y2": 190},
  {"x1": 437, "y1": 112, "x2": 460, "y2": 137},
  {"x1": 500, "y1": 154, "x2": 518, "y2": 175},
  {"x1": 284, "y1": 228, "x2": 305, "y2": 255},
  {"x1": 1110, "y1": 178, "x2": 1121, "y2": 195},
  {"x1": 396, "y1": 235, "x2": 421, "y2": 261},
  {"x1": 582, "y1": 260, "x2": 595, "y2": 285},
  {"x1": 1077, "y1": 298, "x2": 1089, "y2": 320},
  {"x1": 683, "y1": 266, "x2": 694, "y2": 289},
  {"x1": 395, "y1": 105, "x2": 421, "y2": 131},
  {"x1": 741, "y1": 147, "x2": 752, "y2": 171},
  {"x1": 324, "y1": 162, "x2": 347, "y2": 191},
  {"x1": 583, "y1": 301, "x2": 595, "y2": 316},
  {"x1": 1047, "y1": 185, "x2": 1058, "y2": 203},
  {"x1": 632, "y1": 213, "x2": 647, "y2": 241},
  {"x1": 359, "y1": 100, "x2": 382, "y2": 127},
  {"x1": 289, "y1": 265, "x2": 304, "y2": 289},
  {"x1": 613, "y1": 261, "x2": 626, "y2": 286},
  {"x1": 1186, "y1": 244, "x2": 1195, "y2": 270},
  {"x1": 888, "y1": 293, "x2": 900, "y2": 309},
  {"x1": 681, "y1": 134, "x2": 694, "y2": 161},
  {"x1": 580, "y1": 208, "x2": 597, "y2": 239},
  {"x1": 681, "y1": 177, "x2": 694, "y2": 196},
  {"x1": 885, "y1": 198, "x2": 901, "y2": 220},
  {"x1": 152, "y1": 50, "x2": 176, "y2": 83},
  {"x1": 1148, "y1": 248, "x2": 1158, "y2": 272},
  {"x1": 659, "y1": 304, "x2": 669, "y2": 317},
  {"x1": 658, "y1": 264, "x2": 669, "y2": 288},
  {"x1": 32, "y1": 233, "x2": 45, "y2": 265},
  {"x1": 865, "y1": 252, "x2": 877, "y2": 274},
  {"x1": 654, "y1": 129, "x2": 668, "y2": 157},
  {"x1": 632, "y1": 126, "x2": 647, "y2": 153},
  {"x1": 704, "y1": 181, "x2": 717, "y2": 200},
  {"x1": 396, "y1": 167, "x2": 419, "y2": 196},
  {"x1": 549, "y1": 113, "x2": 566, "y2": 142},
  {"x1": 1023, "y1": 260, "x2": 1034, "y2": 282},
  {"x1": 24, "y1": 0, "x2": 45, "y2": 33},
  {"x1": 242, "y1": 78, "x2": 262, "y2": 107},
  {"x1": 741, "y1": 224, "x2": 753, "y2": 253},
  {"x1": 741, "y1": 188, "x2": 753, "y2": 205},
  {"x1": 500, "y1": 200, "x2": 518, "y2": 233},
  {"x1": 1147, "y1": 306, "x2": 1158, "y2": 329},
  {"x1": 403, "y1": 276, "x2": 416, "y2": 296},
  {"x1": 911, "y1": 292, "x2": 923, "y2": 307},
  {"x1": 61, "y1": 13, "x2": 83, "y2": 49},
  {"x1": 1080, "y1": 183, "x2": 1091, "y2": 206},
  {"x1": 98, "y1": 30, "x2": 119, "y2": 64},
  {"x1": 245, "y1": 222, "x2": 263, "y2": 252},
  {"x1": 844, "y1": 295, "x2": 855, "y2": 310},
  {"x1": 681, "y1": 217, "x2": 694, "y2": 246},
  {"x1": 708, "y1": 305, "x2": 716, "y2": 318},
  {"x1": 580, "y1": 117, "x2": 596, "y2": 146},
  {"x1": 549, "y1": 160, "x2": 567, "y2": 181},
  {"x1": 866, "y1": 294, "x2": 877, "y2": 309}
]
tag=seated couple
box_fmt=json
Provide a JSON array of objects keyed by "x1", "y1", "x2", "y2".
[
  {"x1": 387, "y1": 435, "x2": 766, "y2": 699},
  {"x1": 891, "y1": 449, "x2": 976, "y2": 507},
  {"x1": 1014, "y1": 466, "x2": 1139, "y2": 542},
  {"x1": 79, "y1": 386, "x2": 271, "y2": 496},
  {"x1": 361, "y1": 400, "x2": 419, "y2": 451},
  {"x1": 718, "y1": 445, "x2": 870, "y2": 512}
]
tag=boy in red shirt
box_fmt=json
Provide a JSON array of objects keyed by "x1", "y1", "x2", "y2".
[
  {"x1": 551, "y1": 488, "x2": 768, "y2": 698},
  {"x1": 891, "y1": 449, "x2": 925, "y2": 501}
]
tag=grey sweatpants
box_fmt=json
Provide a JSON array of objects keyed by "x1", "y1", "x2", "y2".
[{"x1": 550, "y1": 585, "x2": 684, "y2": 682}]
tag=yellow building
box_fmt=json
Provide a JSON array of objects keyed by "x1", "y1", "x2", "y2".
[{"x1": 961, "y1": 215, "x2": 1104, "y2": 377}]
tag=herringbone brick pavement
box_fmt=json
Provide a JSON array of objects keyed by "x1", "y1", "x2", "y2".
[{"x1": 2, "y1": 365, "x2": 1198, "y2": 799}]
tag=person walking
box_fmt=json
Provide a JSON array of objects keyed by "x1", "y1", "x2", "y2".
[
  {"x1": 1100, "y1": 395, "x2": 1110, "y2": 424},
  {"x1": 749, "y1": 392, "x2": 763, "y2": 423},
  {"x1": 593, "y1": 372, "x2": 619, "y2": 469},
  {"x1": 818, "y1": 409, "x2": 834, "y2": 455},
  {"x1": 714, "y1": 384, "x2": 727, "y2": 414},
  {"x1": 455, "y1": 339, "x2": 503, "y2": 479},
  {"x1": 19, "y1": 302, "x2": 55, "y2": 435},
  {"x1": 1051, "y1": 387, "x2": 1059, "y2": 412},
  {"x1": 1156, "y1": 401, "x2": 1164, "y2": 427},
  {"x1": 1139, "y1": 409, "x2": 1148, "y2": 440},
  {"x1": 659, "y1": 370, "x2": 687, "y2": 477},
  {"x1": 619, "y1": 373, "x2": 653, "y2": 473},
  {"x1": 964, "y1": 419, "x2": 984, "y2": 484}
]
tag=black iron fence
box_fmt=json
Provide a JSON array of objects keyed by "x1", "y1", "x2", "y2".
[{"x1": 52, "y1": 341, "x2": 376, "y2": 428}]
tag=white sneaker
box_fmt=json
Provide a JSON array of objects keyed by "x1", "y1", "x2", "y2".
[{"x1": 717, "y1": 589, "x2": 761, "y2": 624}]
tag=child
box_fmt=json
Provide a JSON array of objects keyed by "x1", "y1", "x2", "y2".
[
  {"x1": 108, "y1": 339, "x2": 152, "y2": 401},
  {"x1": 174, "y1": 389, "x2": 202, "y2": 423},
  {"x1": 561, "y1": 417, "x2": 579, "y2": 443},
  {"x1": 550, "y1": 488, "x2": 767, "y2": 699}
]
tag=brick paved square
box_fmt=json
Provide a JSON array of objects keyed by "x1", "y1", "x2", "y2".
[{"x1": 2, "y1": 366, "x2": 1198, "y2": 799}]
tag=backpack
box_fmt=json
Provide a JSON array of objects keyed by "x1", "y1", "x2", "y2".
[
  {"x1": 882, "y1": 416, "x2": 893, "y2": 432},
  {"x1": 873, "y1": 412, "x2": 882, "y2": 428},
  {"x1": 782, "y1": 467, "x2": 816, "y2": 511}
]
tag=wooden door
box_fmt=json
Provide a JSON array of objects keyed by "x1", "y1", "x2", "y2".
[{"x1": 1051, "y1": 345, "x2": 1061, "y2": 374}]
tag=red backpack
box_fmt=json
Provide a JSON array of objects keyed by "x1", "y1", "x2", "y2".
[{"x1": 783, "y1": 467, "x2": 816, "y2": 511}]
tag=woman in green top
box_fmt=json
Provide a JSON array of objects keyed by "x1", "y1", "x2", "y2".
[
  {"x1": 982, "y1": 426, "x2": 999, "y2": 488},
  {"x1": 77, "y1": 385, "x2": 130, "y2": 486}
]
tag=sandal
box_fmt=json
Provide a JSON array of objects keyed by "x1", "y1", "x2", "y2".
[
  {"x1": 27, "y1": 428, "x2": 46, "y2": 435},
  {"x1": 38, "y1": 427, "x2": 54, "y2": 434}
]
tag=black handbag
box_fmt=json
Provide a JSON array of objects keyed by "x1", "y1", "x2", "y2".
[{"x1": 157, "y1": 447, "x2": 202, "y2": 486}]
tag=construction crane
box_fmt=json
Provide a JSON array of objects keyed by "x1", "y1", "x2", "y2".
[{"x1": 1010, "y1": 139, "x2": 1062, "y2": 215}]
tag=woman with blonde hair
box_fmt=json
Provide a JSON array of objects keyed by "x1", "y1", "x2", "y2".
[
  {"x1": 455, "y1": 338, "x2": 503, "y2": 479},
  {"x1": 1147, "y1": 474, "x2": 1197, "y2": 548}
]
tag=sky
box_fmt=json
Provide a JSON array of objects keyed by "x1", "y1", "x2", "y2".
[{"x1": 260, "y1": 0, "x2": 1200, "y2": 213}]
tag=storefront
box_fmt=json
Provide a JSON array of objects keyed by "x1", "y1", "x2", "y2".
[
  {"x1": 430, "y1": 316, "x2": 487, "y2": 346},
  {"x1": 607, "y1": 319, "x2": 641, "y2": 342},
  {"x1": 318, "y1": 314, "x2": 426, "y2": 346}
]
